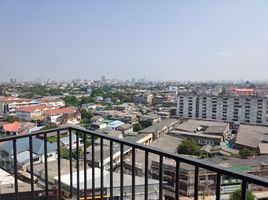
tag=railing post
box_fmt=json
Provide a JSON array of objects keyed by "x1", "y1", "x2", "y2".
[
  {"x1": 92, "y1": 135, "x2": 95, "y2": 200},
  {"x1": 68, "y1": 128, "x2": 73, "y2": 198},
  {"x1": 159, "y1": 155, "x2": 163, "y2": 200},
  {"x1": 29, "y1": 136, "x2": 34, "y2": 200},
  {"x1": 241, "y1": 180, "x2": 248, "y2": 200},
  {"x1": 144, "y1": 151, "x2": 149, "y2": 200},
  {"x1": 100, "y1": 137, "x2": 104, "y2": 199},
  {"x1": 13, "y1": 139, "x2": 18, "y2": 200},
  {"x1": 44, "y1": 133, "x2": 48, "y2": 198},
  {"x1": 120, "y1": 144, "x2": 124, "y2": 200},
  {"x1": 83, "y1": 132, "x2": 87, "y2": 200},
  {"x1": 216, "y1": 173, "x2": 221, "y2": 200},
  {"x1": 110, "y1": 140, "x2": 113, "y2": 200},
  {"x1": 132, "y1": 147, "x2": 136, "y2": 200},
  {"x1": 57, "y1": 130, "x2": 61, "y2": 200},
  {"x1": 194, "y1": 166, "x2": 199, "y2": 200},
  {"x1": 76, "y1": 131, "x2": 80, "y2": 200},
  {"x1": 175, "y1": 160, "x2": 180, "y2": 200}
]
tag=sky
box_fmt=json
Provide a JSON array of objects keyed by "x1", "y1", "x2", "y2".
[{"x1": 0, "y1": 1, "x2": 268, "y2": 82}]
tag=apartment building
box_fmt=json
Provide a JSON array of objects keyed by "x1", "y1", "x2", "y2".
[
  {"x1": 0, "y1": 97, "x2": 39, "y2": 116},
  {"x1": 177, "y1": 94, "x2": 268, "y2": 125}
]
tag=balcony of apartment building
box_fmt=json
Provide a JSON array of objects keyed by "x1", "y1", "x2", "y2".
[{"x1": 0, "y1": 126, "x2": 268, "y2": 200}]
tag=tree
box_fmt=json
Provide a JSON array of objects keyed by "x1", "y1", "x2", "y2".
[
  {"x1": 80, "y1": 109, "x2": 93, "y2": 120},
  {"x1": 63, "y1": 96, "x2": 80, "y2": 107},
  {"x1": 60, "y1": 147, "x2": 69, "y2": 159},
  {"x1": 239, "y1": 148, "x2": 255, "y2": 158},
  {"x1": 133, "y1": 123, "x2": 143, "y2": 132},
  {"x1": 5, "y1": 116, "x2": 20, "y2": 123},
  {"x1": 80, "y1": 96, "x2": 93, "y2": 105},
  {"x1": 178, "y1": 139, "x2": 200, "y2": 155},
  {"x1": 230, "y1": 189, "x2": 254, "y2": 200}
]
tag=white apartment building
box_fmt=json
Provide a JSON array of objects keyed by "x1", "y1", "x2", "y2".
[{"x1": 177, "y1": 94, "x2": 268, "y2": 125}]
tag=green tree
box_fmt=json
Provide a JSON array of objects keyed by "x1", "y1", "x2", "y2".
[
  {"x1": 5, "y1": 116, "x2": 20, "y2": 123},
  {"x1": 230, "y1": 189, "x2": 254, "y2": 200},
  {"x1": 80, "y1": 96, "x2": 93, "y2": 105},
  {"x1": 178, "y1": 139, "x2": 200, "y2": 155},
  {"x1": 239, "y1": 148, "x2": 255, "y2": 158},
  {"x1": 72, "y1": 148, "x2": 84, "y2": 160},
  {"x1": 80, "y1": 109, "x2": 93, "y2": 120},
  {"x1": 133, "y1": 122, "x2": 143, "y2": 132},
  {"x1": 64, "y1": 96, "x2": 80, "y2": 107},
  {"x1": 60, "y1": 147, "x2": 69, "y2": 159}
]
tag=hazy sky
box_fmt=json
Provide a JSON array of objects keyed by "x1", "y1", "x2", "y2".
[{"x1": 1, "y1": 1, "x2": 268, "y2": 81}]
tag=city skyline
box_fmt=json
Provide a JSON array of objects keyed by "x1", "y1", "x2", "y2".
[{"x1": 1, "y1": 1, "x2": 268, "y2": 81}]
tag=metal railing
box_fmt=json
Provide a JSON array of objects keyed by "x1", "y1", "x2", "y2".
[{"x1": 0, "y1": 126, "x2": 268, "y2": 200}]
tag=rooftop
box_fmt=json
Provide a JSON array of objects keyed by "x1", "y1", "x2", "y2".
[
  {"x1": 176, "y1": 119, "x2": 227, "y2": 132},
  {"x1": 139, "y1": 119, "x2": 179, "y2": 134}
]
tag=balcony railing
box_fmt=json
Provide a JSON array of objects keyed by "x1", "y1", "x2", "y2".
[{"x1": 0, "y1": 126, "x2": 268, "y2": 200}]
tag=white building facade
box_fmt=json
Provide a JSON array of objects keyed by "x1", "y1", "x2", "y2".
[{"x1": 177, "y1": 94, "x2": 268, "y2": 125}]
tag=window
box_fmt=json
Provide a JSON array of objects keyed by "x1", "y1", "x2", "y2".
[{"x1": 33, "y1": 157, "x2": 39, "y2": 162}]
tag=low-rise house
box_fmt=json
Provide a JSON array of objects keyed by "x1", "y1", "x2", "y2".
[
  {"x1": 117, "y1": 123, "x2": 133, "y2": 134},
  {"x1": 112, "y1": 103, "x2": 134, "y2": 112},
  {"x1": 139, "y1": 119, "x2": 180, "y2": 140},
  {"x1": 157, "y1": 111, "x2": 170, "y2": 119},
  {"x1": 39, "y1": 98, "x2": 65, "y2": 107},
  {"x1": 90, "y1": 115, "x2": 104, "y2": 123},
  {"x1": 176, "y1": 119, "x2": 228, "y2": 133},
  {"x1": 105, "y1": 120, "x2": 125, "y2": 131},
  {"x1": 140, "y1": 114, "x2": 161, "y2": 126},
  {"x1": 2, "y1": 121, "x2": 39, "y2": 136},
  {"x1": 60, "y1": 134, "x2": 83, "y2": 150},
  {"x1": 16, "y1": 105, "x2": 54, "y2": 121},
  {"x1": 234, "y1": 124, "x2": 268, "y2": 150},
  {"x1": 81, "y1": 103, "x2": 97, "y2": 110},
  {"x1": 43, "y1": 106, "x2": 81, "y2": 125},
  {"x1": 169, "y1": 130, "x2": 223, "y2": 146},
  {"x1": 199, "y1": 145, "x2": 239, "y2": 157},
  {"x1": 0, "y1": 137, "x2": 57, "y2": 171},
  {"x1": 120, "y1": 113, "x2": 138, "y2": 124},
  {"x1": 90, "y1": 122, "x2": 107, "y2": 130}
]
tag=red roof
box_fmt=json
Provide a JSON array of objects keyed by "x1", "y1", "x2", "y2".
[
  {"x1": 3, "y1": 121, "x2": 21, "y2": 132},
  {"x1": 17, "y1": 105, "x2": 52, "y2": 113},
  {"x1": 43, "y1": 107, "x2": 77, "y2": 116}
]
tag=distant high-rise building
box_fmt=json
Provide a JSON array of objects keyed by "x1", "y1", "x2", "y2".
[
  {"x1": 101, "y1": 76, "x2": 106, "y2": 82},
  {"x1": 132, "y1": 77, "x2": 136, "y2": 83},
  {"x1": 177, "y1": 94, "x2": 268, "y2": 125}
]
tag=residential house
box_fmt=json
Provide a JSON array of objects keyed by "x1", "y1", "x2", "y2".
[
  {"x1": 140, "y1": 114, "x2": 161, "y2": 127},
  {"x1": 60, "y1": 134, "x2": 83, "y2": 150},
  {"x1": 39, "y1": 98, "x2": 65, "y2": 107},
  {"x1": 117, "y1": 123, "x2": 133, "y2": 134},
  {"x1": 2, "y1": 121, "x2": 40, "y2": 136},
  {"x1": 16, "y1": 105, "x2": 53, "y2": 121},
  {"x1": 139, "y1": 119, "x2": 180, "y2": 140},
  {"x1": 42, "y1": 106, "x2": 81, "y2": 125},
  {"x1": 169, "y1": 130, "x2": 223, "y2": 146},
  {"x1": 0, "y1": 137, "x2": 57, "y2": 171},
  {"x1": 105, "y1": 120, "x2": 125, "y2": 131}
]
